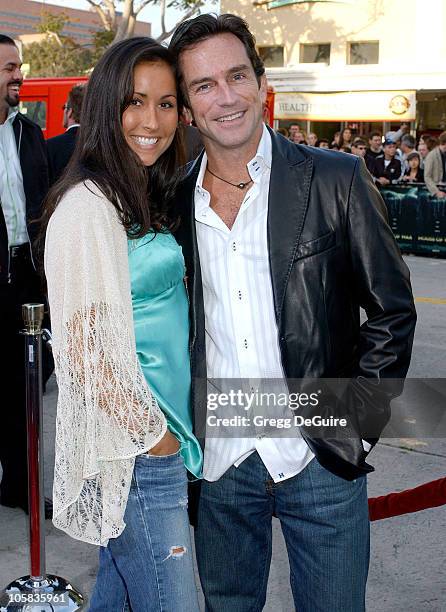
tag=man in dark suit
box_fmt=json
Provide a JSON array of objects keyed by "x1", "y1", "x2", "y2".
[
  {"x1": 372, "y1": 138, "x2": 403, "y2": 186},
  {"x1": 0, "y1": 35, "x2": 52, "y2": 517},
  {"x1": 47, "y1": 83, "x2": 85, "y2": 185},
  {"x1": 170, "y1": 14, "x2": 416, "y2": 612}
]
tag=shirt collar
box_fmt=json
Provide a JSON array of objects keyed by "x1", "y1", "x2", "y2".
[
  {"x1": 66, "y1": 123, "x2": 80, "y2": 131},
  {"x1": 196, "y1": 123, "x2": 272, "y2": 197},
  {"x1": 4, "y1": 106, "x2": 18, "y2": 124}
]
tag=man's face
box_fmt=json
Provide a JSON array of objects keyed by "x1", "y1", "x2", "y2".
[
  {"x1": 352, "y1": 143, "x2": 367, "y2": 157},
  {"x1": 417, "y1": 142, "x2": 428, "y2": 158},
  {"x1": 0, "y1": 44, "x2": 23, "y2": 111},
  {"x1": 369, "y1": 135, "x2": 382, "y2": 151},
  {"x1": 384, "y1": 143, "x2": 396, "y2": 158},
  {"x1": 289, "y1": 124, "x2": 300, "y2": 138},
  {"x1": 179, "y1": 33, "x2": 266, "y2": 152}
]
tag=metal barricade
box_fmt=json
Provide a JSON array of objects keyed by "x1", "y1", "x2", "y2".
[{"x1": 2, "y1": 304, "x2": 84, "y2": 611}]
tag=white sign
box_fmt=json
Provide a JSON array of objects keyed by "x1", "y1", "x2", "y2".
[{"x1": 274, "y1": 90, "x2": 416, "y2": 121}]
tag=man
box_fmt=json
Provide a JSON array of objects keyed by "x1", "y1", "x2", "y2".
[
  {"x1": 353, "y1": 137, "x2": 375, "y2": 174},
  {"x1": 365, "y1": 130, "x2": 382, "y2": 164},
  {"x1": 47, "y1": 83, "x2": 85, "y2": 184},
  {"x1": 373, "y1": 138, "x2": 403, "y2": 186},
  {"x1": 287, "y1": 123, "x2": 300, "y2": 141},
  {"x1": 400, "y1": 133, "x2": 416, "y2": 171},
  {"x1": 424, "y1": 131, "x2": 446, "y2": 198},
  {"x1": 170, "y1": 14, "x2": 416, "y2": 612},
  {"x1": 0, "y1": 35, "x2": 52, "y2": 517}
]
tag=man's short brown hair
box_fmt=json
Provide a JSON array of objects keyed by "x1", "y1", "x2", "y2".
[
  {"x1": 68, "y1": 83, "x2": 86, "y2": 124},
  {"x1": 439, "y1": 131, "x2": 446, "y2": 146}
]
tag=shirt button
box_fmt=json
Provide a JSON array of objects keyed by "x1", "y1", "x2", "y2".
[
  {"x1": 243, "y1": 339, "x2": 248, "y2": 348},
  {"x1": 238, "y1": 290, "x2": 242, "y2": 300},
  {"x1": 232, "y1": 242, "x2": 237, "y2": 251}
]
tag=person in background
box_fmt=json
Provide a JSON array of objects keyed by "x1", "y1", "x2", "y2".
[
  {"x1": 402, "y1": 151, "x2": 424, "y2": 183},
  {"x1": 424, "y1": 131, "x2": 446, "y2": 198},
  {"x1": 400, "y1": 134, "x2": 416, "y2": 171},
  {"x1": 43, "y1": 37, "x2": 202, "y2": 610},
  {"x1": 47, "y1": 83, "x2": 86, "y2": 185},
  {"x1": 425, "y1": 135, "x2": 439, "y2": 153},
  {"x1": 307, "y1": 131, "x2": 318, "y2": 146},
  {"x1": 288, "y1": 123, "x2": 300, "y2": 141},
  {"x1": 353, "y1": 138, "x2": 375, "y2": 174},
  {"x1": 417, "y1": 140, "x2": 429, "y2": 167},
  {"x1": 331, "y1": 130, "x2": 341, "y2": 148},
  {"x1": 318, "y1": 138, "x2": 329, "y2": 149},
  {"x1": 372, "y1": 138, "x2": 403, "y2": 186},
  {"x1": 351, "y1": 138, "x2": 367, "y2": 158},
  {"x1": 290, "y1": 129, "x2": 307, "y2": 144},
  {"x1": 0, "y1": 34, "x2": 52, "y2": 517},
  {"x1": 339, "y1": 126, "x2": 353, "y2": 148},
  {"x1": 366, "y1": 131, "x2": 382, "y2": 164},
  {"x1": 276, "y1": 127, "x2": 289, "y2": 138},
  {"x1": 341, "y1": 144, "x2": 351, "y2": 153}
]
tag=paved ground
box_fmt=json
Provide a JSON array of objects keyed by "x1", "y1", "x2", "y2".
[{"x1": 1, "y1": 254, "x2": 445, "y2": 611}]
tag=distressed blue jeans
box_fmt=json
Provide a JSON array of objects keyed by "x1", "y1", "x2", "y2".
[
  {"x1": 88, "y1": 451, "x2": 199, "y2": 612},
  {"x1": 195, "y1": 452, "x2": 370, "y2": 612}
]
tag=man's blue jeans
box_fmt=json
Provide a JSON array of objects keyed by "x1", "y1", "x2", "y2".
[
  {"x1": 88, "y1": 451, "x2": 199, "y2": 612},
  {"x1": 195, "y1": 452, "x2": 369, "y2": 612}
]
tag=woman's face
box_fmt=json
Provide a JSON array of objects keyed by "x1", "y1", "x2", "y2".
[
  {"x1": 122, "y1": 60, "x2": 178, "y2": 167},
  {"x1": 409, "y1": 157, "x2": 420, "y2": 170},
  {"x1": 343, "y1": 128, "x2": 352, "y2": 141}
]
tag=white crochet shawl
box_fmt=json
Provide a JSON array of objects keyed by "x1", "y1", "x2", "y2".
[{"x1": 44, "y1": 181, "x2": 167, "y2": 546}]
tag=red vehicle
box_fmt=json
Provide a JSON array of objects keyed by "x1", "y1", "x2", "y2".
[{"x1": 19, "y1": 76, "x2": 89, "y2": 139}]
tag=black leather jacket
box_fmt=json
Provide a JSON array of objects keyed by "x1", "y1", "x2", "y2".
[{"x1": 175, "y1": 128, "x2": 416, "y2": 483}]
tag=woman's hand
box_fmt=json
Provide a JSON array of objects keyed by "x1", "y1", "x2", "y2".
[{"x1": 147, "y1": 430, "x2": 180, "y2": 456}]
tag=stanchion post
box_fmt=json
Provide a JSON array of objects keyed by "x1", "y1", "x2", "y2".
[{"x1": 1, "y1": 303, "x2": 84, "y2": 611}]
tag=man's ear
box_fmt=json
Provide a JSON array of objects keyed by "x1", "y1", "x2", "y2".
[
  {"x1": 259, "y1": 74, "x2": 268, "y2": 105},
  {"x1": 67, "y1": 108, "x2": 74, "y2": 122}
]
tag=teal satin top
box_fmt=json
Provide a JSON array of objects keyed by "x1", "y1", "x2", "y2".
[{"x1": 128, "y1": 231, "x2": 202, "y2": 478}]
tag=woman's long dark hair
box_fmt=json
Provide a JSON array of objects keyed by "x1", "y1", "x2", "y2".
[{"x1": 40, "y1": 37, "x2": 185, "y2": 247}]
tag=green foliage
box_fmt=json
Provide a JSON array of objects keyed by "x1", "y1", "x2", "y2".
[
  {"x1": 36, "y1": 11, "x2": 67, "y2": 35},
  {"x1": 91, "y1": 28, "x2": 115, "y2": 63},
  {"x1": 23, "y1": 38, "x2": 93, "y2": 77},
  {"x1": 23, "y1": 11, "x2": 93, "y2": 77}
]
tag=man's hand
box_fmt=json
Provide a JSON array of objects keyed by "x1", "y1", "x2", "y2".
[
  {"x1": 377, "y1": 177, "x2": 390, "y2": 186},
  {"x1": 435, "y1": 190, "x2": 446, "y2": 198},
  {"x1": 147, "y1": 430, "x2": 180, "y2": 456}
]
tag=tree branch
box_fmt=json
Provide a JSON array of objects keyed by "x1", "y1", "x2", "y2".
[
  {"x1": 156, "y1": 2, "x2": 204, "y2": 42},
  {"x1": 86, "y1": 0, "x2": 114, "y2": 31}
]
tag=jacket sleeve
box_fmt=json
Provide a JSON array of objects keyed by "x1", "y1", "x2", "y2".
[
  {"x1": 424, "y1": 150, "x2": 440, "y2": 195},
  {"x1": 345, "y1": 158, "x2": 417, "y2": 443},
  {"x1": 44, "y1": 182, "x2": 167, "y2": 545}
]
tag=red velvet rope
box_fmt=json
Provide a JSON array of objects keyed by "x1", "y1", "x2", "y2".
[{"x1": 368, "y1": 477, "x2": 446, "y2": 521}]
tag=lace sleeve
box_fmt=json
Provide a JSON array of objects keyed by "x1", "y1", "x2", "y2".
[{"x1": 45, "y1": 182, "x2": 167, "y2": 545}]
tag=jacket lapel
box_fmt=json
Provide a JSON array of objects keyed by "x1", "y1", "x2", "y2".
[{"x1": 267, "y1": 129, "x2": 313, "y2": 323}]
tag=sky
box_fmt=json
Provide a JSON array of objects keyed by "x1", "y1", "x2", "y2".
[{"x1": 30, "y1": 0, "x2": 219, "y2": 39}]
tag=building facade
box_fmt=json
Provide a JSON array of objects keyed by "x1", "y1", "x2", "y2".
[
  {"x1": 220, "y1": 0, "x2": 446, "y2": 139},
  {"x1": 0, "y1": 0, "x2": 150, "y2": 47}
]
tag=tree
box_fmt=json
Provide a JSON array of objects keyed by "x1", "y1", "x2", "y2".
[
  {"x1": 23, "y1": 12, "x2": 92, "y2": 77},
  {"x1": 86, "y1": 0, "x2": 216, "y2": 44}
]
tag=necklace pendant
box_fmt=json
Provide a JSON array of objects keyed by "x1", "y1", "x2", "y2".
[{"x1": 237, "y1": 182, "x2": 246, "y2": 189}]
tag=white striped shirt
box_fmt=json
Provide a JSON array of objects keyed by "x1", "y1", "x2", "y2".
[
  {"x1": 195, "y1": 126, "x2": 315, "y2": 482},
  {"x1": 0, "y1": 107, "x2": 28, "y2": 246}
]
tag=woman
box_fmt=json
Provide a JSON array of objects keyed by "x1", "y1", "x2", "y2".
[
  {"x1": 339, "y1": 127, "x2": 353, "y2": 148},
  {"x1": 43, "y1": 38, "x2": 202, "y2": 611},
  {"x1": 402, "y1": 151, "x2": 424, "y2": 182}
]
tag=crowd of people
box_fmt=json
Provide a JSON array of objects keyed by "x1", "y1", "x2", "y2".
[{"x1": 280, "y1": 124, "x2": 446, "y2": 198}]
